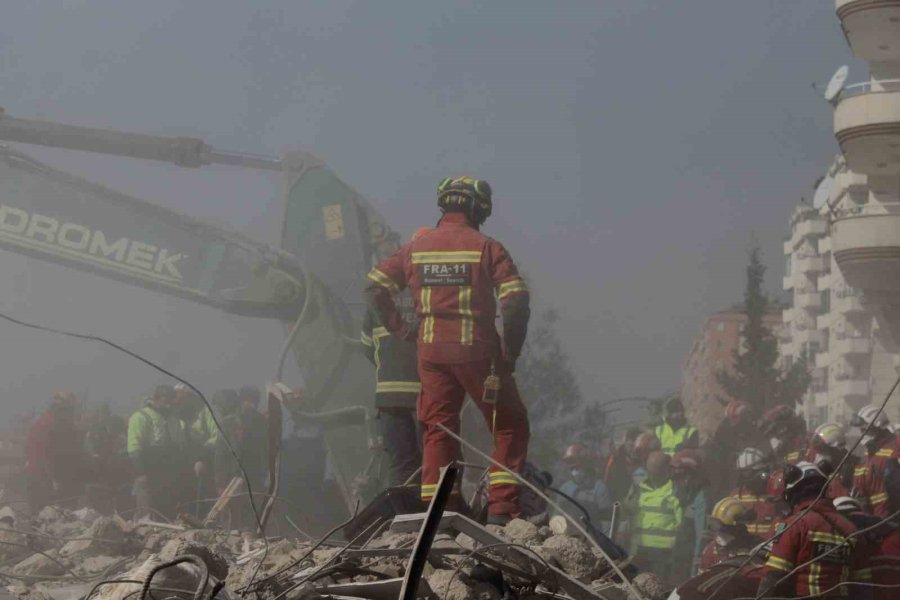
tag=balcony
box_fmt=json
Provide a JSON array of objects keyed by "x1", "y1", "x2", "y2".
[
  {"x1": 833, "y1": 205, "x2": 900, "y2": 291},
  {"x1": 797, "y1": 291, "x2": 824, "y2": 311},
  {"x1": 836, "y1": 1, "x2": 900, "y2": 62},
  {"x1": 795, "y1": 328, "x2": 826, "y2": 347},
  {"x1": 819, "y1": 236, "x2": 833, "y2": 254},
  {"x1": 794, "y1": 255, "x2": 828, "y2": 274},
  {"x1": 834, "y1": 290, "x2": 866, "y2": 314},
  {"x1": 834, "y1": 81, "x2": 900, "y2": 176},
  {"x1": 833, "y1": 335, "x2": 871, "y2": 356},
  {"x1": 833, "y1": 378, "x2": 870, "y2": 403},
  {"x1": 795, "y1": 219, "x2": 828, "y2": 239},
  {"x1": 783, "y1": 274, "x2": 795, "y2": 291}
]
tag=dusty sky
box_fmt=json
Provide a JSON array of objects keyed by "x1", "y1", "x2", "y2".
[{"x1": 0, "y1": 1, "x2": 865, "y2": 420}]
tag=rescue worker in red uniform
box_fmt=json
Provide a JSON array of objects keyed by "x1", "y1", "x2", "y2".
[
  {"x1": 852, "y1": 404, "x2": 899, "y2": 518},
  {"x1": 807, "y1": 422, "x2": 856, "y2": 499},
  {"x1": 760, "y1": 404, "x2": 807, "y2": 465},
  {"x1": 365, "y1": 176, "x2": 531, "y2": 524},
  {"x1": 700, "y1": 496, "x2": 759, "y2": 573},
  {"x1": 869, "y1": 459, "x2": 900, "y2": 600},
  {"x1": 730, "y1": 447, "x2": 779, "y2": 539},
  {"x1": 604, "y1": 427, "x2": 641, "y2": 502},
  {"x1": 759, "y1": 462, "x2": 872, "y2": 600}
]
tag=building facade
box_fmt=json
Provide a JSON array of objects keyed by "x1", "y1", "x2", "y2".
[
  {"x1": 780, "y1": 1, "x2": 900, "y2": 429},
  {"x1": 682, "y1": 307, "x2": 783, "y2": 440}
]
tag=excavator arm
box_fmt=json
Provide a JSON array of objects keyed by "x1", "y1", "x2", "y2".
[{"x1": 0, "y1": 108, "x2": 399, "y2": 511}]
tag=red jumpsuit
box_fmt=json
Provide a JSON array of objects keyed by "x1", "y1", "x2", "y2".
[
  {"x1": 728, "y1": 485, "x2": 779, "y2": 539},
  {"x1": 853, "y1": 433, "x2": 900, "y2": 518},
  {"x1": 366, "y1": 212, "x2": 530, "y2": 517},
  {"x1": 872, "y1": 528, "x2": 900, "y2": 600},
  {"x1": 762, "y1": 498, "x2": 871, "y2": 598},
  {"x1": 783, "y1": 435, "x2": 809, "y2": 465}
]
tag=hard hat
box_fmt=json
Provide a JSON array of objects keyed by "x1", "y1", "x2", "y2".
[
  {"x1": 664, "y1": 396, "x2": 685, "y2": 415},
  {"x1": 760, "y1": 404, "x2": 794, "y2": 435},
  {"x1": 562, "y1": 443, "x2": 590, "y2": 467},
  {"x1": 646, "y1": 451, "x2": 671, "y2": 478},
  {"x1": 635, "y1": 432, "x2": 662, "y2": 453},
  {"x1": 173, "y1": 383, "x2": 189, "y2": 393},
  {"x1": 153, "y1": 385, "x2": 176, "y2": 401},
  {"x1": 833, "y1": 496, "x2": 862, "y2": 514},
  {"x1": 671, "y1": 449, "x2": 703, "y2": 471},
  {"x1": 811, "y1": 422, "x2": 846, "y2": 451},
  {"x1": 852, "y1": 404, "x2": 889, "y2": 430},
  {"x1": 736, "y1": 447, "x2": 768, "y2": 471},
  {"x1": 710, "y1": 497, "x2": 751, "y2": 527},
  {"x1": 411, "y1": 227, "x2": 434, "y2": 242},
  {"x1": 725, "y1": 400, "x2": 751, "y2": 426},
  {"x1": 766, "y1": 467, "x2": 786, "y2": 499},
  {"x1": 51, "y1": 390, "x2": 78, "y2": 407},
  {"x1": 782, "y1": 461, "x2": 828, "y2": 503},
  {"x1": 437, "y1": 176, "x2": 493, "y2": 225}
]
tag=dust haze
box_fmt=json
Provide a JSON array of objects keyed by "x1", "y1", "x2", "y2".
[{"x1": 0, "y1": 1, "x2": 857, "y2": 418}]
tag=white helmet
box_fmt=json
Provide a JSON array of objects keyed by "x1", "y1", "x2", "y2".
[
  {"x1": 812, "y1": 422, "x2": 846, "y2": 450},
  {"x1": 833, "y1": 496, "x2": 862, "y2": 514},
  {"x1": 737, "y1": 447, "x2": 768, "y2": 471},
  {"x1": 853, "y1": 404, "x2": 889, "y2": 429}
]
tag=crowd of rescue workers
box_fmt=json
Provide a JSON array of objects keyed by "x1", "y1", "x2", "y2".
[{"x1": 10, "y1": 177, "x2": 900, "y2": 598}]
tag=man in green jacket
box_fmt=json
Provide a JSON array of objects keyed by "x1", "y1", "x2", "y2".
[
  {"x1": 632, "y1": 451, "x2": 683, "y2": 585},
  {"x1": 127, "y1": 385, "x2": 186, "y2": 519}
]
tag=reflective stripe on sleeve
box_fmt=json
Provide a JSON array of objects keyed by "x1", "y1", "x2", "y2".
[
  {"x1": 498, "y1": 279, "x2": 528, "y2": 299},
  {"x1": 765, "y1": 555, "x2": 794, "y2": 572},
  {"x1": 367, "y1": 268, "x2": 400, "y2": 293}
]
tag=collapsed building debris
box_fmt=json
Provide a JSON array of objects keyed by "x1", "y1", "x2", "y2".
[{"x1": 0, "y1": 501, "x2": 659, "y2": 600}]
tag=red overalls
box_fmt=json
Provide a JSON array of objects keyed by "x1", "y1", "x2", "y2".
[
  {"x1": 729, "y1": 485, "x2": 779, "y2": 539},
  {"x1": 762, "y1": 499, "x2": 871, "y2": 598},
  {"x1": 365, "y1": 212, "x2": 531, "y2": 517},
  {"x1": 854, "y1": 433, "x2": 900, "y2": 518}
]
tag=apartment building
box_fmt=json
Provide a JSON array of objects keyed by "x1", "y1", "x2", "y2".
[
  {"x1": 780, "y1": 1, "x2": 900, "y2": 428},
  {"x1": 682, "y1": 306, "x2": 783, "y2": 440}
]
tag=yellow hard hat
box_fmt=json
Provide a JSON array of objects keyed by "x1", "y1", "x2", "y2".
[{"x1": 710, "y1": 497, "x2": 750, "y2": 527}]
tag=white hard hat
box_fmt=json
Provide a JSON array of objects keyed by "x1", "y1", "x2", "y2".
[
  {"x1": 813, "y1": 422, "x2": 846, "y2": 449},
  {"x1": 853, "y1": 404, "x2": 889, "y2": 429},
  {"x1": 737, "y1": 447, "x2": 767, "y2": 471},
  {"x1": 833, "y1": 496, "x2": 862, "y2": 513}
]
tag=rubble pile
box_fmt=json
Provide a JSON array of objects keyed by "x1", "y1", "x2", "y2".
[{"x1": 0, "y1": 506, "x2": 660, "y2": 600}]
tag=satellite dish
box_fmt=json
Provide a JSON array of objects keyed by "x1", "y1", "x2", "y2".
[
  {"x1": 813, "y1": 175, "x2": 834, "y2": 209},
  {"x1": 824, "y1": 66, "x2": 849, "y2": 104}
]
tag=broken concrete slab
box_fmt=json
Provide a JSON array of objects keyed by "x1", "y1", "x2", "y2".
[
  {"x1": 502, "y1": 519, "x2": 540, "y2": 545},
  {"x1": 12, "y1": 551, "x2": 64, "y2": 578},
  {"x1": 58, "y1": 517, "x2": 126, "y2": 558},
  {"x1": 427, "y1": 569, "x2": 501, "y2": 600},
  {"x1": 541, "y1": 535, "x2": 603, "y2": 582}
]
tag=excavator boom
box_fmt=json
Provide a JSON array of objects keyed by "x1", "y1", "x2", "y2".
[{"x1": 0, "y1": 107, "x2": 396, "y2": 510}]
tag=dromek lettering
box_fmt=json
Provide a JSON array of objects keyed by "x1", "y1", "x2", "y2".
[{"x1": 0, "y1": 204, "x2": 184, "y2": 281}]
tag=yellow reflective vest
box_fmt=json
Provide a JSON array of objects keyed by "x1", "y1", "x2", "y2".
[
  {"x1": 655, "y1": 422, "x2": 697, "y2": 456},
  {"x1": 635, "y1": 479, "x2": 682, "y2": 550}
]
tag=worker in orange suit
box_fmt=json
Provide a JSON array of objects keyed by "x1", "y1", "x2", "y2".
[{"x1": 364, "y1": 176, "x2": 531, "y2": 524}]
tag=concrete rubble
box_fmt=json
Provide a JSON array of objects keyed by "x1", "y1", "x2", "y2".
[{"x1": 0, "y1": 504, "x2": 655, "y2": 600}]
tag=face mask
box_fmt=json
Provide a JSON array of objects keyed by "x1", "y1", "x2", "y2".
[
  {"x1": 770, "y1": 437, "x2": 783, "y2": 452},
  {"x1": 716, "y1": 532, "x2": 735, "y2": 547},
  {"x1": 571, "y1": 468, "x2": 588, "y2": 486}
]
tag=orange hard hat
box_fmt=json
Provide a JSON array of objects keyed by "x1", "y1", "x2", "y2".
[
  {"x1": 635, "y1": 432, "x2": 661, "y2": 453},
  {"x1": 725, "y1": 400, "x2": 751, "y2": 426}
]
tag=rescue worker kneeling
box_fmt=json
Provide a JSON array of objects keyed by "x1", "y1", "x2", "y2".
[
  {"x1": 630, "y1": 451, "x2": 682, "y2": 584},
  {"x1": 758, "y1": 462, "x2": 872, "y2": 599},
  {"x1": 700, "y1": 497, "x2": 759, "y2": 573}
]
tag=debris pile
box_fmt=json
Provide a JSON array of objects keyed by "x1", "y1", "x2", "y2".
[{"x1": 0, "y1": 505, "x2": 660, "y2": 600}]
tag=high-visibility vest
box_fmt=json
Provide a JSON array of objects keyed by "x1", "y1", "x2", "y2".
[
  {"x1": 655, "y1": 422, "x2": 697, "y2": 456},
  {"x1": 127, "y1": 404, "x2": 184, "y2": 458},
  {"x1": 635, "y1": 479, "x2": 683, "y2": 550}
]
